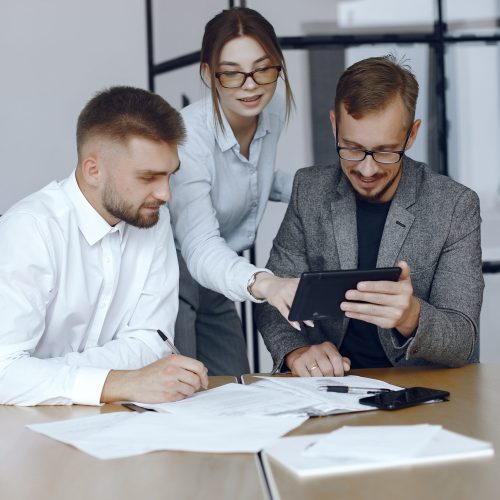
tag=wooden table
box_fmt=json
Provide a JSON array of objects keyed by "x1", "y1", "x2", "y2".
[
  {"x1": 0, "y1": 376, "x2": 267, "y2": 500},
  {"x1": 244, "y1": 364, "x2": 500, "y2": 500},
  {"x1": 2, "y1": 366, "x2": 499, "y2": 500}
]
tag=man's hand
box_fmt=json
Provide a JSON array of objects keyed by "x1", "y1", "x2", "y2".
[
  {"x1": 101, "y1": 354, "x2": 208, "y2": 404},
  {"x1": 285, "y1": 342, "x2": 351, "y2": 377},
  {"x1": 340, "y1": 261, "x2": 420, "y2": 337},
  {"x1": 251, "y1": 272, "x2": 313, "y2": 331}
]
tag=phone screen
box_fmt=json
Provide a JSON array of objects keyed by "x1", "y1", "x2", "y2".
[{"x1": 359, "y1": 386, "x2": 450, "y2": 410}]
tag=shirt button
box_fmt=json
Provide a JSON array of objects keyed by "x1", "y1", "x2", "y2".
[{"x1": 411, "y1": 347, "x2": 419, "y2": 354}]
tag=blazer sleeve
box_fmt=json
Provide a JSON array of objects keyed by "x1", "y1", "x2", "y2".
[{"x1": 404, "y1": 188, "x2": 484, "y2": 367}]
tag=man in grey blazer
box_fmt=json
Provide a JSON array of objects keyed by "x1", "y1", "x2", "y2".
[{"x1": 256, "y1": 55, "x2": 484, "y2": 377}]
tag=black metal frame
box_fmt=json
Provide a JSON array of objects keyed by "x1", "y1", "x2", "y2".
[{"x1": 145, "y1": 0, "x2": 500, "y2": 370}]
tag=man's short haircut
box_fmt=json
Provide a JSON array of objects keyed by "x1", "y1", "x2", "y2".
[
  {"x1": 76, "y1": 86, "x2": 186, "y2": 161},
  {"x1": 334, "y1": 55, "x2": 419, "y2": 129}
]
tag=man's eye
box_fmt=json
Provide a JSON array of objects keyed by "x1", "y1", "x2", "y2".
[{"x1": 141, "y1": 176, "x2": 153, "y2": 181}]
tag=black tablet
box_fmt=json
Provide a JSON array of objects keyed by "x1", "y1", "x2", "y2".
[{"x1": 288, "y1": 267, "x2": 402, "y2": 322}]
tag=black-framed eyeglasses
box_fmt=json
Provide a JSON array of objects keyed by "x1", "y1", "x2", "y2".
[
  {"x1": 336, "y1": 127, "x2": 413, "y2": 165},
  {"x1": 215, "y1": 65, "x2": 281, "y2": 89}
]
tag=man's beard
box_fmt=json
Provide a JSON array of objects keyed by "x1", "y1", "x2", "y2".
[
  {"x1": 102, "y1": 181, "x2": 164, "y2": 228},
  {"x1": 350, "y1": 162, "x2": 402, "y2": 202}
]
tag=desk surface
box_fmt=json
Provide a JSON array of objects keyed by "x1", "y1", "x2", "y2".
[
  {"x1": 245, "y1": 365, "x2": 500, "y2": 500},
  {"x1": 0, "y1": 376, "x2": 267, "y2": 500},
  {"x1": 2, "y1": 367, "x2": 499, "y2": 500}
]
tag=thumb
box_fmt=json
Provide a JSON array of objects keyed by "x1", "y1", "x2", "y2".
[{"x1": 397, "y1": 260, "x2": 411, "y2": 281}]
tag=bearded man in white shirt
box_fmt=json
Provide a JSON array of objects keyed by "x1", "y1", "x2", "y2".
[{"x1": 0, "y1": 86, "x2": 208, "y2": 406}]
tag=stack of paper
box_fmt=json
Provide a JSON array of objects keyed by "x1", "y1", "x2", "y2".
[
  {"x1": 261, "y1": 425, "x2": 494, "y2": 477},
  {"x1": 136, "y1": 375, "x2": 401, "y2": 417},
  {"x1": 251, "y1": 375, "x2": 402, "y2": 415}
]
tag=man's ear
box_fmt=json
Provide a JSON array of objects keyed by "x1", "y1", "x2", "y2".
[
  {"x1": 79, "y1": 155, "x2": 100, "y2": 188},
  {"x1": 329, "y1": 110, "x2": 337, "y2": 140},
  {"x1": 201, "y1": 63, "x2": 212, "y2": 88},
  {"x1": 406, "y1": 118, "x2": 422, "y2": 150}
]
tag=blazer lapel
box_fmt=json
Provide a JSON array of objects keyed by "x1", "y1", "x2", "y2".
[
  {"x1": 330, "y1": 173, "x2": 358, "y2": 269},
  {"x1": 377, "y1": 160, "x2": 417, "y2": 267}
]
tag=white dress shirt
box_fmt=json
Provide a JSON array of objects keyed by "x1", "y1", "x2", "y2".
[
  {"x1": 0, "y1": 172, "x2": 178, "y2": 406},
  {"x1": 169, "y1": 92, "x2": 293, "y2": 302}
]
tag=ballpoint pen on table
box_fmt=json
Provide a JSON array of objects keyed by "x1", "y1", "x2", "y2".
[
  {"x1": 157, "y1": 329, "x2": 181, "y2": 355},
  {"x1": 319, "y1": 385, "x2": 392, "y2": 395}
]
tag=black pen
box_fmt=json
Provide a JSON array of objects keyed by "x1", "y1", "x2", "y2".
[
  {"x1": 157, "y1": 329, "x2": 181, "y2": 355},
  {"x1": 319, "y1": 385, "x2": 392, "y2": 395}
]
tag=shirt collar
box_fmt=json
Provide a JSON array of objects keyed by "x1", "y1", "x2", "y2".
[
  {"x1": 207, "y1": 97, "x2": 271, "y2": 153},
  {"x1": 61, "y1": 171, "x2": 125, "y2": 246},
  {"x1": 254, "y1": 107, "x2": 271, "y2": 140}
]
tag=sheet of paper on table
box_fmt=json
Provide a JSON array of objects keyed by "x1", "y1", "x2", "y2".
[{"x1": 28, "y1": 411, "x2": 307, "y2": 460}]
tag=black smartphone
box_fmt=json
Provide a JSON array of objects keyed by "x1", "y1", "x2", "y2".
[
  {"x1": 359, "y1": 386, "x2": 450, "y2": 410},
  {"x1": 288, "y1": 267, "x2": 402, "y2": 322}
]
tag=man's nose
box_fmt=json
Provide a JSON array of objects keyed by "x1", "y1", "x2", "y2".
[
  {"x1": 356, "y1": 154, "x2": 379, "y2": 177},
  {"x1": 154, "y1": 178, "x2": 171, "y2": 203}
]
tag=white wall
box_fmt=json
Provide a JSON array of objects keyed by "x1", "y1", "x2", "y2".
[{"x1": 0, "y1": 0, "x2": 148, "y2": 214}]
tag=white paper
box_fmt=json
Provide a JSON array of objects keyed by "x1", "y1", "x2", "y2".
[
  {"x1": 252, "y1": 375, "x2": 402, "y2": 415},
  {"x1": 28, "y1": 412, "x2": 307, "y2": 459},
  {"x1": 136, "y1": 383, "x2": 328, "y2": 416},
  {"x1": 263, "y1": 429, "x2": 494, "y2": 478},
  {"x1": 305, "y1": 424, "x2": 443, "y2": 461}
]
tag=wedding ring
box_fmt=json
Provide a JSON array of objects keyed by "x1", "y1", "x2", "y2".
[{"x1": 309, "y1": 365, "x2": 319, "y2": 371}]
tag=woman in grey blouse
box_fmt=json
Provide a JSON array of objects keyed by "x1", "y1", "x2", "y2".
[{"x1": 169, "y1": 7, "x2": 300, "y2": 377}]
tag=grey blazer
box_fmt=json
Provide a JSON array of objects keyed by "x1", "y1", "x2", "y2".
[{"x1": 256, "y1": 157, "x2": 484, "y2": 372}]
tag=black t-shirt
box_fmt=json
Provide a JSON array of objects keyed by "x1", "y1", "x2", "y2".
[{"x1": 339, "y1": 197, "x2": 393, "y2": 368}]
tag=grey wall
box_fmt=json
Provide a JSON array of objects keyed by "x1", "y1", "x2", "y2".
[{"x1": 0, "y1": 0, "x2": 148, "y2": 214}]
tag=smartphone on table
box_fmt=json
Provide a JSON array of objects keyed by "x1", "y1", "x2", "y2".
[{"x1": 359, "y1": 386, "x2": 450, "y2": 410}]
